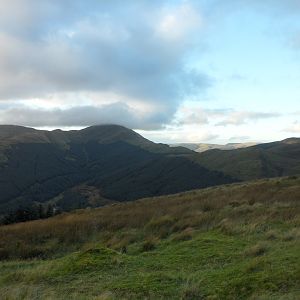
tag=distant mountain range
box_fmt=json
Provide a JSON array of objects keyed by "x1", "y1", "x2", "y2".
[
  {"x1": 0, "y1": 124, "x2": 299, "y2": 221},
  {"x1": 170, "y1": 142, "x2": 257, "y2": 152}
]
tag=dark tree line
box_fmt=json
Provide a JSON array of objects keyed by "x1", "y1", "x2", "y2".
[{"x1": 1, "y1": 203, "x2": 61, "y2": 225}]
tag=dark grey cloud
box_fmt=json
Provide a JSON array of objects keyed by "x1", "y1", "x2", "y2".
[
  {"x1": 0, "y1": 102, "x2": 168, "y2": 130},
  {"x1": 0, "y1": 0, "x2": 208, "y2": 101},
  {"x1": 0, "y1": 0, "x2": 212, "y2": 129},
  {"x1": 0, "y1": 0, "x2": 297, "y2": 130}
]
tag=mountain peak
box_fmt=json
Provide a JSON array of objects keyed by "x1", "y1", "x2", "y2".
[
  {"x1": 77, "y1": 124, "x2": 152, "y2": 146},
  {"x1": 0, "y1": 124, "x2": 157, "y2": 151}
]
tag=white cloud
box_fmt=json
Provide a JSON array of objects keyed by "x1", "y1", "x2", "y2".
[
  {"x1": 156, "y1": 3, "x2": 202, "y2": 41},
  {"x1": 0, "y1": 0, "x2": 298, "y2": 135},
  {"x1": 0, "y1": 0, "x2": 208, "y2": 129},
  {"x1": 0, "y1": 102, "x2": 166, "y2": 130},
  {"x1": 137, "y1": 126, "x2": 218, "y2": 144},
  {"x1": 173, "y1": 103, "x2": 280, "y2": 127},
  {"x1": 284, "y1": 121, "x2": 300, "y2": 134},
  {"x1": 216, "y1": 111, "x2": 280, "y2": 126}
]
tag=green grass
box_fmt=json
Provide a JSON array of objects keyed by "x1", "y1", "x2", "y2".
[{"x1": 0, "y1": 177, "x2": 299, "y2": 299}]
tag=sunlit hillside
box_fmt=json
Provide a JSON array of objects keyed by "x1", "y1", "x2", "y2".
[{"x1": 0, "y1": 176, "x2": 299, "y2": 299}]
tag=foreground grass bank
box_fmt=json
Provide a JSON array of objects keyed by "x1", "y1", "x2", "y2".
[{"x1": 0, "y1": 177, "x2": 299, "y2": 299}]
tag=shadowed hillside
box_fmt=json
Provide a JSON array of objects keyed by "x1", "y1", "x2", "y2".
[
  {"x1": 0, "y1": 125, "x2": 234, "y2": 222},
  {"x1": 0, "y1": 176, "x2": 299, "y2": 299},
  {"x1": 1, "y1": 125, "x2": 300, "y2": 224}
]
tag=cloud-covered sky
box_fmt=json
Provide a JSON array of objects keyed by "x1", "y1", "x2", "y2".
[{"x1": 0, "y1": 0, "x2": 299, "y2": 143}]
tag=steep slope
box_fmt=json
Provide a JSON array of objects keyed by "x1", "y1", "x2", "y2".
[
  {"x1": 0, "y1": 125, "x2": 233, "y2": 218},
  {"x1": 196, "y1": 138, "x2": 300, "y2": 180}
]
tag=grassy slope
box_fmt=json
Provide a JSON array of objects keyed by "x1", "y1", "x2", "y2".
[
  {"x1": 195, "y1": 138, "x2": 300, "y2": 181},
  {"x1": 0, "y1": 177, "x2": 299, "y2": 299}
]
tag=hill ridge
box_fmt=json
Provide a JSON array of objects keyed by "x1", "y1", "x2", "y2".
[{"x1": 0, "y1": 124, "x2": 299, "y2": 223}]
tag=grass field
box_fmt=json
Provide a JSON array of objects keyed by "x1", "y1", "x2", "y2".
[{"x1": 0, "y1": 176, "x2": 299, "y2": 299}]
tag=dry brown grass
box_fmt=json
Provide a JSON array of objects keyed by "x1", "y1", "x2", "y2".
[
  {"x1": 172, "y1": 227, "x2": 194, "y2": 242},
  {"x1": 0, "y1": 176, "x2": 299, "y2": 260},
  {"x1": 141, "y1": 238, "x2": 157, "y2": 252},
  {"x1": 244, "y1": 242, "x2": 269, "y2": 257}
]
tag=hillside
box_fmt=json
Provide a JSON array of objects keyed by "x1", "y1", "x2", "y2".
[
  {"x1": 170, "y1": 142, "x2": 257, "y2": 153},
  {"x1": 195, "y1": 138, "x2": 300, "y2": 181},
  {"x1": 0, "y1": 125, "x2": 300, "y2": 223},
  {"x1": 0, "y1": 125, "x2": 233, "y2": 221},
  {"x1": 0, "y1": 177, "x2": 299, "y2": 299}
]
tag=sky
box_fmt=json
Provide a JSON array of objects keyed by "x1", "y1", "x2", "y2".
[{"x1": 0, "y1": 0, "x2": 299, "y2": 144}]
